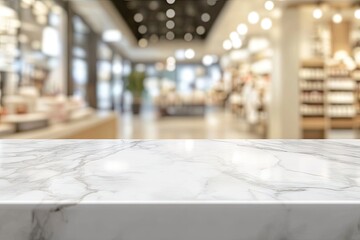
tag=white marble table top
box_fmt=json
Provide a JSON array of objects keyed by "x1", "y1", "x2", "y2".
[{"x1": 0, "y1": 139, "x2": 360, "y2": 204}]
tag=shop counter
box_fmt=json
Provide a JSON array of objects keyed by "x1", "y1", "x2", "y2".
[
  {"x1": 0, "y1": 140, "x2": 360, "y2": 239},
  {"x1": 0, "y1": 112, "x2": 118, "y2": 139}
]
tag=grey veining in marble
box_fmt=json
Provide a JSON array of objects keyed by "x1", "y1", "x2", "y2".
[{"x1": 1, "y1": 139, "x2": 360, "y2": 203}]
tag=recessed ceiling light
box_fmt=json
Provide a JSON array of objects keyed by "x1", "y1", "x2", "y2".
[
  {"x1": 134, "y1": 13, "x2": 143, "y2": 23},
  {"x1": 167, "y1": 0, "x2": 175, "y2": 4},
  {"x1": 196, "y1": 26, "x2": 206, "y2": 35},
  {"x1": 138, "y1": 38, "x2": 148, "y2": 48},
  {"x1": 355, "y1": 8, "x2": 360, "y2": 19},
  {"x1": 231, "y1": 38, "x2": 242, "y2": 49},
  {"x1": 138, "y1": 25, "x2": 147, "y2": 34},
  {"x1": 157, "y1": 12, "x2": 166, "y2": 21},
  {"x1": 166, "y1": 20, "x2": 175, "y2": 29},
  {"x1": 201, "y1": 13, "x2": 211, "y2": 22},
  {"x1": 102, "y1": 30, "x2": 122, "y2": 42},
  {"x1": 166, "y1": 9, "x2": 176, "y2": 18},
  {"x1": 237, "y1": 23, "x2": 248, "y2": 35},
  {"x1": 185, "y1": 48, "x2": 195, "y2": 59},
  {"x1": 332, "y1": 13, "x2": 342, "y2": 24},
  {"x1": 202, "y1": 55, "x2": 214, "y2": 66},
  {"x1": 166, "y1": 31, "x2": 175, "y2": 40},
  {"x1": 223, "y1": 39, "x2": 232, "y2": 51},
  {"x1": 184, "y1": 33, "x2": 193, "y2": 41},
  {"x1": 175, "y1": 49, "x2": 186, "y2": 60},
  {"x1": 149, "y1": 34, "x2": 159, "y2": 43},
  {"x1": 313, "y1": 8, "x2": 323, "y2": 19},
  {"x1": 229, "y1": 31, "x2": 239, "y2": 41},
  {"x1": 261, "y1": 18, "x2": 272, "y2": 30},
  {"x1": 207, "y1": 0, "x2": 217, "y2": 6},
  {"x1": 167, "y1": 56, "x2": 176, "y2": 65},
  {"x1": 248, "y1": 11, "x2": 259, "y2": 24},
  {"x1": 264, "y1": 0, "x2": 274, "y2": 11},
  {"x1": 166, "y1": 64, "x2": 176, "y2": 72},
  {"x1": 149, "y1": 1, "x2": 159, "y2": 10}
]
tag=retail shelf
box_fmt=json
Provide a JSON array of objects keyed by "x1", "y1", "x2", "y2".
[
  {"x1": 330, "y1": 118, "x2": 355, "y2": 129},
  {"x1": 302, "y1": 117, "x2": 327, "y2": 130}
]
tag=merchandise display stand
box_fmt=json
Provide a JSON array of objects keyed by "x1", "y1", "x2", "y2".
[{"x1": 300, "y1": 59, "x2": 327, "y2": 139}]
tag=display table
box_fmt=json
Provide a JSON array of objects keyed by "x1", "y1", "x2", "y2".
[
  {"x1": 0, "y1": 140, "x2": 360, "y2": 239},
  {"x1": 0, "y1": 112, "x2": 118, "y2": 139}
]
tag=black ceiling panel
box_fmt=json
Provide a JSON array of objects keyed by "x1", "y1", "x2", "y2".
[{"x1": 111, "y1": 0, "x2": 228, "y2": 41}]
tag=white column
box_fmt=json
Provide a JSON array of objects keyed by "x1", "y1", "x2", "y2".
[{"x1": 268, "y1": 7, "x2": 301, "y2": 139}]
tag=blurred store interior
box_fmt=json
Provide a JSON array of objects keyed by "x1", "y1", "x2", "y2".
[{"x1": 1, "y1": 0, "x2": 360, "y2": 139}]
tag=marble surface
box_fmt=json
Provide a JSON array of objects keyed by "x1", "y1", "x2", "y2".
[{"x1": 1, "y1": 139, "x2": 360, "y2": 203}]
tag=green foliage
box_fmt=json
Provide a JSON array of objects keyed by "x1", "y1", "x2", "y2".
[{"x1": 126, "y1": 71, "x2": 145, "y2": 99}]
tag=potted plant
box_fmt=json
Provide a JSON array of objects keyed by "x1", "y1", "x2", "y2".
[{"x1": 126, "y1": 71, "x2": 145, "y2": 114}]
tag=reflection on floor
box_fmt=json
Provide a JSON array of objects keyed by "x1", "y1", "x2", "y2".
[{"x1": 119, "y1": 108, "x2": 261, "y2": 139}]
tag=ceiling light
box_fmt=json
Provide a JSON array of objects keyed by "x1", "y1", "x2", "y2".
[
  {"x1": 138, "y1": 25, "x2": 147, "y2": 34},
  {"x1": 207, "y1": 0, "x2": 217, "y2": 6},
  {"x1": 157, "y1": 12, "x2": 166, "y2": 21},
  {"x1": 166, "y1": 9, "x2": 175, "y2": 18},
  {"x1": 355, "y1": 8, "x2": 360, "y2": 19},
  {"x1": 223, "y1": 39, "x2": 232, "y2": 51},
  {"x1": 175, "y1": 49, "x2": 186, "y2": 60},
  {"x1": 149, "y1": 1, "x2": 159, "y2": 10},
  {"x1": 264, "y1": 1, "x2": 274, "y2": 11},
  {"x1": 332, "y1": 13, "x2": 342, "y2": 24},
  {"x1": 231, "y1": 38, "x2": 242, "y2": 49},
  {"x1": 229, "y1": 31, "x2": 239, "y2": 41},
  {"x1": 167, "y1": 0, "x2": 175, "y2": 4},
  {"x1": 313, "y1": 7, "x2": 323, "y2": 20},
  {"x1": 166, "y1": 20, "x2": 175, "y2": 29},
  {"x1": 149, "y1": 34, "x2": 159, "y2": 43},
  {"x1": 166, "y1": 64, "x2": 176, "y2": 72},
  {"x1": 261, "y1": 18, "x2": 272, "y2": 30},
  {"x1": 167, "y1": 56, "x2": 176, "y2": 65},
  {"x1": 196, "y1": 26, "x2": 206, "y2": 35},
  {"x1": 248, "y1": 11, "x2": 260, "y2": 24},
  {"x1": 201, "y1": 13, "x2": 211, "y2": 22},
  {"x1": 185, "y1": 48, "x2": 195, "y2": 59},
  {"x1": 202, "y1": 55, "x2": 214, "y2": 66},
  {"x1": 102, "y1": 30, "x2": 122, "y2": 42},
  {"x1": 134, "y1": 13, "x2": 143, "y2": 22},
  {"x1": 184, "y1": 33, "x2": 193, "y2": 41},
  {"x1": 237, "y1": 23, "x2": 248, "y2": 35},
  {"x1": 138, "y1": 38, "x2": 148, "y2": 48},
  {"x1": 166, "y1": 31, "x2": 175, "y2": 40}
]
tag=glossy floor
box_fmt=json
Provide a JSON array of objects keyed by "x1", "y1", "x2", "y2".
[{"x1": 118, "y1": 108, "x2": 261, "y2": 139}]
